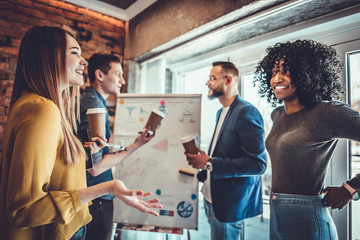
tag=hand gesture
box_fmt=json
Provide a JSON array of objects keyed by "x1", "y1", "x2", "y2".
[
  {"x1": 111, "y1": 180, "x2": 162, "y2": 216},
  {"x1": 322, "y1": 186, "x2": 352, "y2": 210},
  {"x1": 184, "y1": 147, "x2": 209, "y2": 170},
  {"x1": 134, "y1": 126, "x2": 155, "y2": 147},
  {"x1": 83, "y1": 135, "x2": 107, "y2": 154}
]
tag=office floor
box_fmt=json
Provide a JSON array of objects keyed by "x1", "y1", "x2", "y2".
[{"x1": 117, "y1": 197, "x2": 270, "y2": 240}]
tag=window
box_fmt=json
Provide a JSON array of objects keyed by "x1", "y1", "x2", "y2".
[
  {"x1": 348, "y1": 50, "x2": 360, "y2": 240},
  {"x1": 242, "y1": 73, "x2": 276, "y2": 222}
]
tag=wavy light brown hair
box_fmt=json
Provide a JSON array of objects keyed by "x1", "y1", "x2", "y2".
[{"x1": 10, "y1": 26, "x2": 85, "y2": 165}]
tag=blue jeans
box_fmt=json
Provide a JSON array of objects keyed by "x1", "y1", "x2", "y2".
[
  {"x1": 70, "y1": 226, "x2": 86, "y2": 240},
  {"x1": 204, "y1": 199, "x2": 244, "y2": 240},
  {"x1": 270, "y1": 192, "x2": 338, "y2": 240}
]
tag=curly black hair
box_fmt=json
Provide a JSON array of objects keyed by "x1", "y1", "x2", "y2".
[{"x1": 253, "y1": 39, "x2": 343, "y2": 108}]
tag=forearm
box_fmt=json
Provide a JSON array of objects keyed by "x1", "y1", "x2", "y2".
[
  {"x1": 347, "y1": 174, "x2": 360, "y2": 193},
  {"x1": 89, "y1": 142, "x2": 140, "y2": 176},
  {"x1": 77, "y1": 180, "x2": 115, "y2": 205}
]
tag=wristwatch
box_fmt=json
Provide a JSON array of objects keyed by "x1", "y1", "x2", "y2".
[
  {"x1": 205, "y1": 158, "x2": 213, "y2": 171},
  {"x1": 343, "y1": 183, "x2": 360, "y2": 201}
]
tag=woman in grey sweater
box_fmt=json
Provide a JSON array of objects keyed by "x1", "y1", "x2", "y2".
[{"x1": 254, "y1": 39, "x2": 360, "y2": 240}]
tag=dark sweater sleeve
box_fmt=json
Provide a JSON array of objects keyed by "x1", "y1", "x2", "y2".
[
  {"x1": 325, "y1": 102, "x2": 360, "y2": 192},
  {"x1": 325, "y1": 101, "x2": 360, "y2": 141}
]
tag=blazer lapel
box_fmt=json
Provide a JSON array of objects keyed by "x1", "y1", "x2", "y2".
[
  {"x1": 208, "y1": 110, "x2": 221, "y2": 155},
  {"x1": 208, "y1": 96, "x2": 240, "y2": 155}
]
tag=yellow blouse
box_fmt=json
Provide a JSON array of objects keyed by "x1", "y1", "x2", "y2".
[{"x1": 0, "y1": 93, "x2": 91, "y2": 240}]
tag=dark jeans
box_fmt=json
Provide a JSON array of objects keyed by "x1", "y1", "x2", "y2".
[
  {"x1": 70, "y1": 226, "x2": 86, "y2": 240},
  {"x1": 86, "y1": 198, "x2": 114, "y2": 240}
]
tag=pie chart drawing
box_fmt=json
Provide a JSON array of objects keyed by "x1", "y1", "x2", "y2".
[
  {"x1": 177, "y1": 201, "x2": 193, "y2": 218},
  {"x1": 137, "y1": 136, "x2": 169, "y2": 166}
]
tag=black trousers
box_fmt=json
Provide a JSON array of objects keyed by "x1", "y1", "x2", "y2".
[{"x1": 86, "y1": 198, "x2": 114, "y2": 240}]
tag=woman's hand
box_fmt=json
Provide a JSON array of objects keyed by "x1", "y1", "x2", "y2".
[
  {"x1": 322, "y1": 186, "x2": 352, "y2": 209},
  {"x1": 83, "y1": 135, "x2": 107, "y2": 154},
  {"x1": 110, "y1": 180, "x2": 162, "y2": 216}
]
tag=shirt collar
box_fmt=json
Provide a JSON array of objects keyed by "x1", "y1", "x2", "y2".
[{"x1": 85, "y1": 86, "x2": 107, "y2": 106}]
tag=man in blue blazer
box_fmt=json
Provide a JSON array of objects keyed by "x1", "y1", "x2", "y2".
[{"x1": 185, "y1": 61, "x2": 267, "y2": 240}]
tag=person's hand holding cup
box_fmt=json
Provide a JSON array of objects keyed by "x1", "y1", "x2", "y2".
[
  {"x1": 181, "y1": 135, "x2": 198, "y2": 154},
  {"x1": 86, "y1": 108, "x2": 106, "y2": 138},
  {"x1": 144, "y1": 108, "x2": 165, "y2": 136}
]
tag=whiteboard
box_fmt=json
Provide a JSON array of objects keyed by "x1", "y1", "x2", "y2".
[{"x1": 112, "y1": 94, "x2": 201, "y2": 230}]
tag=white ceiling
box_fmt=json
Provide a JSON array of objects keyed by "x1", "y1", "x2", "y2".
[{"x1": 65, "y1": 0, "x2": 157, "y2": 21}]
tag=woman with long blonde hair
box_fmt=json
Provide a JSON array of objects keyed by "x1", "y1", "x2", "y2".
[{"x1": 0, "y1": 26, "x2": 161, "y2": 240}]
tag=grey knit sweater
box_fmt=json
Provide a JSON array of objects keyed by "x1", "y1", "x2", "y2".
[{"x1": 266, "y1": 101, "x2": 360, "y2": 195}]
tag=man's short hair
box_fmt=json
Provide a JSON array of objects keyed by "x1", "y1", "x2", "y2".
[
  {"x1": 88, "y1": 53, "x2": 121, "y2": 83},
  {"x1": 212, "y1": 61, "x2": 239, "y2": 78}
]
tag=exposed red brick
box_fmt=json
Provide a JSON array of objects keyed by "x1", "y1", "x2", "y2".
[
  {"x1": 49, "y1": 0, "x2": 78, "y2": 13},
  {"x1": 84, "y1": 39, "x2": 101, "y2": 50},
  {"x1": 0, "y1": 80, "x2": 13, "y2": 89},
  {"x1": 14, "y1": 4, "x2": 48, "y2": 20},
  {"x1": 9, "y1": 58, "x2": 17, "y2": 72},
  {"x1": 0, "y1": 26, "x2": 25, "y2": 39},
  {"x1": 9, "y1": 0, "x2": 33, "y2": 8},
  {"x1": 102, "y1": 16, "x2": 125, "y2": 28},
  {"x1": 112, "y1": 45, "x2": 124, "y2": 55},
  {"x1": 0, "y1": 9, "x2": 29, "y2": 24},
  {"x1": 5, "y1": 87, "x2": 12, "y2": 98},
  {"x1": 0, "y1": 115, "x2": 8, "y2": 124},
  {"x1": 0, "y1": 70, "x2": 8, "y2": 80},
  {"x1": 35, "y1": 0, "x2": 50, "y2": 4},
  {"x1": 0, "y1": 1, "x2": 14, "y2": 12},
  {"x1": 77, "y1": 8, "x2": 103, "y2": 20},
  {"x1": 0, "y1": 46, "x2": 20, "y2": 56},
  {"x1": 29, "y1": 18, "x2": 55, "y2": 27},
  {"x1": 47, "y1": 14, "x2": 73, "y2": 26},
  {"x1": 7, "y1": 72, "x2": 15, "y2": 82},
  {"x1": 0, "y1": 97, "x2": 10, "y2": 107},
  {"x1": 0, "y1": 63, "x2": 9, "y2": 71},
  {"x1": 78, "y1": 22, "x2": 102, "y2": 33},
  {"x1": 0, "y1": 55, "x2": 7, "y2": 63},
  {"x1": 0, "y1": 0, "x2": 125, "y2": 146},
  {"x1": 33, "y1": 2, "x2": 64, "y2": 16},
  {"x1": 11, "y1": 39, "x2": 21, "y2": 48},
  {"x1": 0, "y1": 19, "x2": 15, "y2": 31},
  {"x1": 100, "y1": 30, "x2": 122, "y2": 39},
  {"x1": 61, "y1": 10, "x2": 89, "y2": 22}
]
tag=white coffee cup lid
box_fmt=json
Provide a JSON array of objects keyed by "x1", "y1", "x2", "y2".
[
  {"x1": 86, "y1": 108, "x2": 106, "y2": 114},
  {"x1": 181, "y1": 135, "x2": 195, "y2": 143},
  {"x1": 152, "y1": 108, "x2": 165, "y2": 118}
]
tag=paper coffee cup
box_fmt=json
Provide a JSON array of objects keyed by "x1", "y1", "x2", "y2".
[
  {"x1": 145, "y1": 108, "x2": 165, "y2": 135},
  {"x1": 86, "y1": 108, "x2": 106, "y2": 138},
  {"x1": 181, "y1": 135, "x2": 198, "y2": 154}
]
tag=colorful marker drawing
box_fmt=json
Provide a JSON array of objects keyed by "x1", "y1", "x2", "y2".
[
  {"x1": 159, "y1": 210, "x2": 174, "y2": 217},
  {"x1": 124, "y1": 106, "x2": 137, "y2": 120},
  {"x1": 152, "y1": 138, "x2": 169, "y2": 152},
  {"x1": 179, "y1": 107, "x2": 195, "y2": 123},
  {"x1": 136, "y1": 136, "x2": 169, "y2": 166},
  {"x1": 177, "y1": 201, "x2": 193, "y2": 218}
]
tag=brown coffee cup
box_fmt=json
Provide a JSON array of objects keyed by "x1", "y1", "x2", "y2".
[
  {"x1": 145, "y1": 108, "x2": 165, "y2": 135},
  {"x1": 181, "y1": 135, "x2": 198, "y2": 154},
  {"x1": 86, "y1": 108, "x2": 106, "y2": 138}
]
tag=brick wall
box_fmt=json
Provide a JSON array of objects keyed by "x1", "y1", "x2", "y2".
[{"x1": 0, "y1": 0, "x2": 126, "y2": 159}]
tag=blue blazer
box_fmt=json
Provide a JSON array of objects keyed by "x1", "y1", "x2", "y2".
[{"x1": 198, "y1": 95, "x2": 267, "y2": 222}]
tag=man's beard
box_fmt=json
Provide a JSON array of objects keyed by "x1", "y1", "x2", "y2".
[{"x1": 208, "y1": 88, "x2": 224, "y2": 100}]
